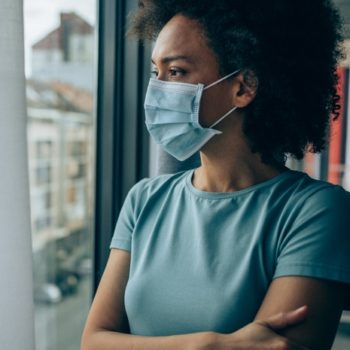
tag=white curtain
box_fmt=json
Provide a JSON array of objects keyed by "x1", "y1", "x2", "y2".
[{"x1": 0, "y1": 1, "x2": 35, "y2": 348}]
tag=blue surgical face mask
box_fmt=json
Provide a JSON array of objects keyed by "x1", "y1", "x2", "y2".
[{"x1": 144, "y1": 69, "x2": 240, "y2": 161}]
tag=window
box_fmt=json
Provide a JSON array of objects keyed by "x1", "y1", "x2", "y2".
[
  {"x1": 24, "y1": 1, "x2": 97, "y2": 349},
  {"x1": 37, "y1": 140, "x2": 53, "y2": 159},
  {"x1": 35, "y1": 166, "x2": 51, "y2": 185}
]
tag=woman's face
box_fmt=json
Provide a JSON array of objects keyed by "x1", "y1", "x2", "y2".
[{"x1": 151, "y1": 15, "x2": 238, "y2": 128}]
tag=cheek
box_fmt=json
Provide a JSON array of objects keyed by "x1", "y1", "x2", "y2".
[{"x1": 199, "y1": 89, "x2": 233, "y2": 127}]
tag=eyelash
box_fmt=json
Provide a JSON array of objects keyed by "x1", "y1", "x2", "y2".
[{"x1": 151, "y1": 68, "x2": 186, "y2": 78}]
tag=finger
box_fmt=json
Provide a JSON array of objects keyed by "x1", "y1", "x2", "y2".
[
  {"x1": 264, "y1": 305, "x2": 308, "y2": 330},
  {"x1": 283, "y1": 305, "x2": 308, "y2": 325}
]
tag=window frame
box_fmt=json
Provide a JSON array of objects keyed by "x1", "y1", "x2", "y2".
[{"x1": 93, "y1": 0, "x2": 151, "y2": 291}]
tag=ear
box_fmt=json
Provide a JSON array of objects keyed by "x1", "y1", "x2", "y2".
[{"x1": 232, "y1": 69, "x2": 258, "y2": 108}]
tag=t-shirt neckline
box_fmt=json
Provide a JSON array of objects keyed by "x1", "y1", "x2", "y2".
[{"x1": 185, "y1": 167, "x2": 304, "y2": 199}]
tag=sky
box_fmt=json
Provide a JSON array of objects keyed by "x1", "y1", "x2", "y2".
[{"x1": 23, "y1": 0, "x2": 96, "y2": 77}]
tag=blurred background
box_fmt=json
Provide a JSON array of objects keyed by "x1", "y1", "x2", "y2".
[
  {"x1": 24, "y1": 1, "x2": 96, "y2": 349},
  {"x1": 22, "y1": 0, "x2": 350, "y2": 349}
]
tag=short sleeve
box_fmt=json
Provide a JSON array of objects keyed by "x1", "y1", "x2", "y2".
[
  {"x1": 274, "y1": 185, "x2": 350, "y2": 290},
  {"x1": 109, "y1": 179, "x2": 148, "y2": 252}
]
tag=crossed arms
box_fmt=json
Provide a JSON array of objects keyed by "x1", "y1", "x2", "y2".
[{"x1": 81, "y1": 249, "x2": 347, "y2": 350}]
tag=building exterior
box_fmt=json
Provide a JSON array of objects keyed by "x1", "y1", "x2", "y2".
[
  {"x1": 27, "y1": 79, "x2": 95, "y2": 289},
  {"x1": 31, "y1": 12, "x2": 95, "y2": 92}
]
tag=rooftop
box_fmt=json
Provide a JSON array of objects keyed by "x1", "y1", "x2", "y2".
[
  {"x1": 27, "y1": 79, "x2": 94, "y2": 114},
  {"x1": 32, "y1": 12, "x2": 94, "y2": 51}
]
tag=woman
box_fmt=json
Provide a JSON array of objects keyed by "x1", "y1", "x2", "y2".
[{"x1": 81, "y1": 1, "x2": 350, "y2": 349}]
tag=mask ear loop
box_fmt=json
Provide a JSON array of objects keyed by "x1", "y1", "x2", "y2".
[
  {"x1": 209, "y1": 106, "x2": 238, "y2": 128},
  {"x1": 204, "y1": 69, "x2": 241, "y2": 90},
  {"x1": 204, "y1": 69, "x2": 241, "y2": 128}
]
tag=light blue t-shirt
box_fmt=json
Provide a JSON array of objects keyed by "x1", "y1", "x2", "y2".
[{"x1": 110, "y1": 168, "x2": 350, "y2": 336}]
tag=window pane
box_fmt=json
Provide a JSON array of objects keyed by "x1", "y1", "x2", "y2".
[{"x1": 24, "y1": 2, "x2": 97, "y2": 349}]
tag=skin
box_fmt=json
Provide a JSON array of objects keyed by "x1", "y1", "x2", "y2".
[{"x1": 81, "y1": 14, "x2": 347, "y2": 350}]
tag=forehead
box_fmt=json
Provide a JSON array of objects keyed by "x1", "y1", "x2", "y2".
[{"x1": 152, "y1": 15, "x2": 218, "y2": 66}]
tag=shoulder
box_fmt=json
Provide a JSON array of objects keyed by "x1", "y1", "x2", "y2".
[
  {"x1": 126, "y1": 169, "x2": 190, "y2": 203},
  {"x1": 282, "y1": 171, "x2": 350, "y2": 215},
  {"x1": 274, "y1": 174, "x2": 350, "y2": 300},
  {"x1": 275, "y1": 172, "x2": 350, "y2": 263}
]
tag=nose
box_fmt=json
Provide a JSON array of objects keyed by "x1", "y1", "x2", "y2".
[{"x1": 155, "y1": 70, "x2": 168, "y2": 82}]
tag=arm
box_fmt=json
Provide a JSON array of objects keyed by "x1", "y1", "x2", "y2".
[
  {"x1": 250, "y1": 186, "x2": 350, "y2": 349},
  {"x1": 80, "y1": 248, "x2": 210, "y2": 350},
  {"x1": 253, "y1": 276, "x2": 347, "y2": 350},
  {"x1": 81, "y1": 249, "x2": 309, "y2": 350}
]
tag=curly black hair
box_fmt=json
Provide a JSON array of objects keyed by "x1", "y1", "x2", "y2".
[{"x1": 129, "y1": 0, "x2": 345, "y2": 165}]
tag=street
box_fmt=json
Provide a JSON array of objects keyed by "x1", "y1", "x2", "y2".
[{"x1": 35, "y1": 277, "x2": 92, "y2": 350}]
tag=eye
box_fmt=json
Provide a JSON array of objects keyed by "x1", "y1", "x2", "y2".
[
  {"x1": 150, "y1": 69, "x2": 158, "y2": 78},
  {"x1": 169, "y1": 68, "x2": 186, "y2": 77}
]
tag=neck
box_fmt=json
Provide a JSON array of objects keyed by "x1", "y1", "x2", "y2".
[
  {"x1": 193, "y1": 156, "x2": 287, "y2": 193},
  {"x1": 192, "y1": 118, "x2": 288, "y2": 193}
]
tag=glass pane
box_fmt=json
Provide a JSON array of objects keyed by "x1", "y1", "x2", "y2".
[{"x1": 24, "y1": 1, "x2": 97, "y2": 349}]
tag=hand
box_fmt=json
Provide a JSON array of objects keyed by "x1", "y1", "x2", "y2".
[{"x1": 207, "y1": 305, "x2": 309, "y2": 350}]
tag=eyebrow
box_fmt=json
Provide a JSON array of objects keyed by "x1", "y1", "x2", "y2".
[{"x1": 151, "y1": 55, "x2": 194, "y2": 65}]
